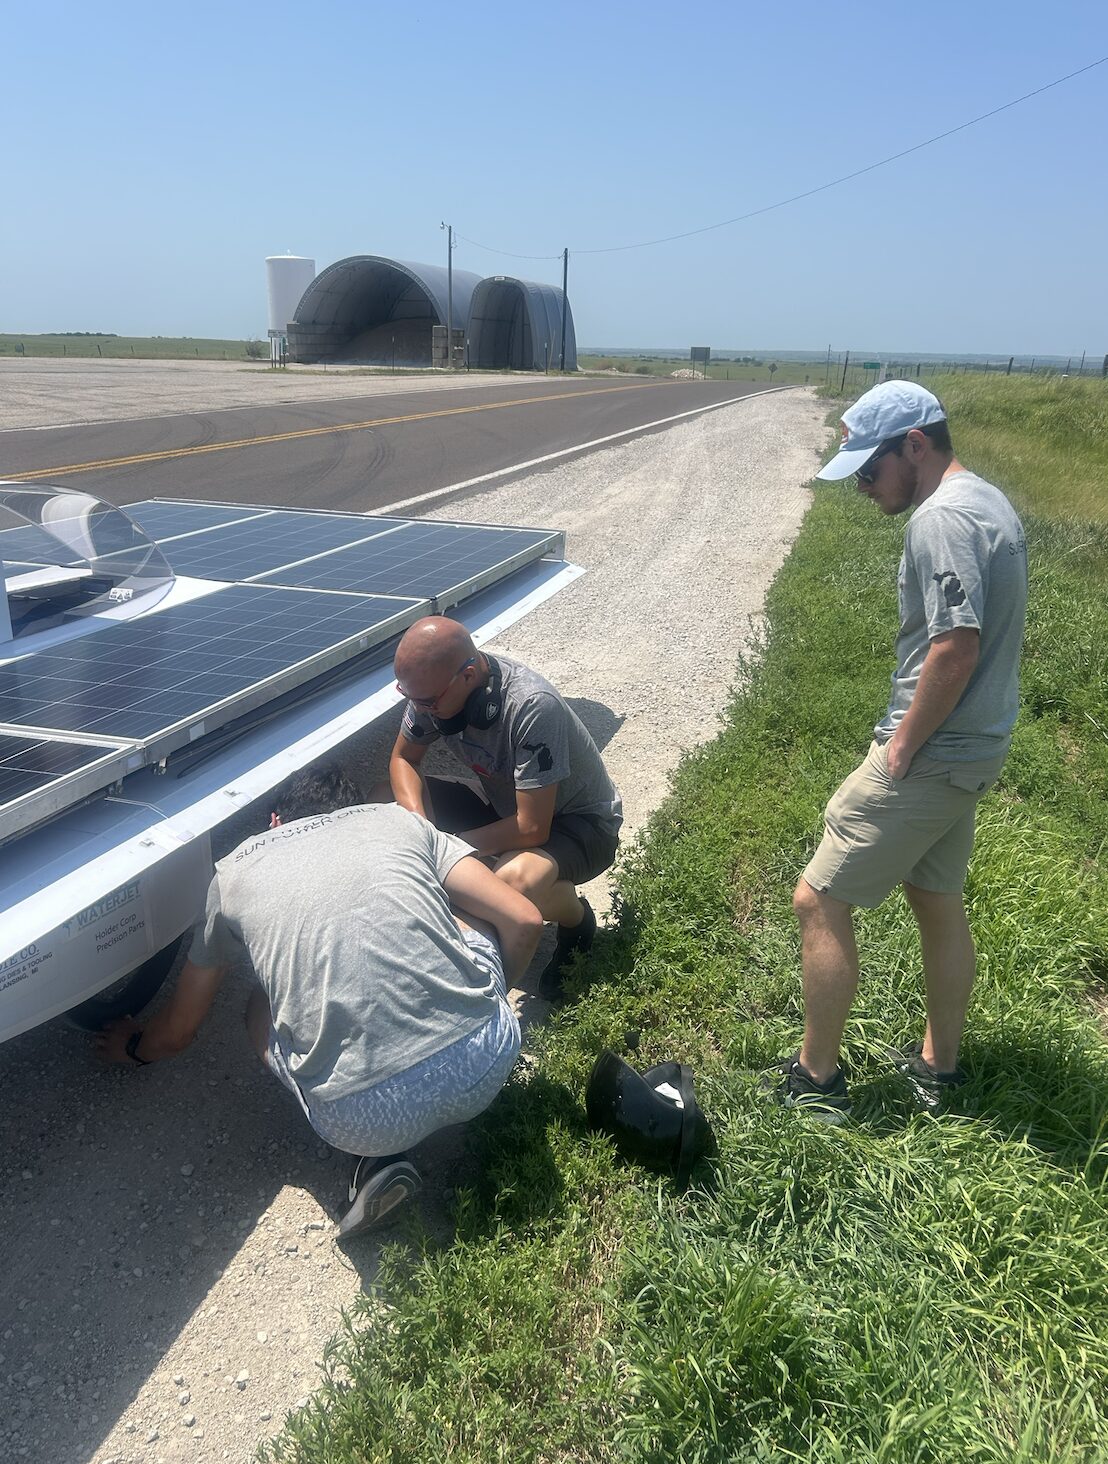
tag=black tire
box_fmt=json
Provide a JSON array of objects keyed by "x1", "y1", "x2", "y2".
[{"x1": 65, "y1": 934, "x2": 185, "y2": 1031}]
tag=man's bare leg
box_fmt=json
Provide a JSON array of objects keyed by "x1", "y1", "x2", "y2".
[
  {"x1": 794, "y1": 878, "x2": 859, "y2": 1084},
  {"x1": 494, "y1": 849, "x2": 582, "y2": 926},
  {"x1": 903, "y1": 881, "x2": 975, "y2": 1072}
]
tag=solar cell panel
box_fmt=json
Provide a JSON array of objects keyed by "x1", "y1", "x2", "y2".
[
  {"x1": 146, "y1": 512, "x2": 407, "y2": 581},
  {"x1": 0, "y1": 584, "x2": 425, "y2": 745},
  {"x1": 256, "y1": 520, "x2": 560, "y2": 603},
  {"x1": 123, "y1": 500, "x2": 270, "y2": 542},
  {"x1": 0, "y1": 523, "x2": 85, "y2": 567},
  {"x1": 0, "y1": 732, "x2": 128, "y2": 842}
]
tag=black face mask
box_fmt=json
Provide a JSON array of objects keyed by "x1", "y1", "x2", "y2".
[{"x1": 431, "y1": 655, "x2": 504, "y2": 735}]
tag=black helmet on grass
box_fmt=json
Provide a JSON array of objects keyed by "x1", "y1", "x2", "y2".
[{"x1": 585, "y1": 1049, "x2": 716, "y2": 1187}]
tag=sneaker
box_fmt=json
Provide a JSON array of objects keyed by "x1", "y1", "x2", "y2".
[
  {"x1": 538, "y1": 897, "x2": 597, "y2": 998},
  {"x1": 761, "y1": 1052, "x2": 851, "y2": 1125},
  {"x1": 887, "y1": 1041, "x2": 967, "y2": 1109},
  {"x1": 337, "y1": 1154, "x2": 421, "y2": 1241}
]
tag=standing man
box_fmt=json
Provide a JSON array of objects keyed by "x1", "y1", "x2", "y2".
[
  {"x1": 389, "y1": 617, "x2": 623, "y2": 995},
  {"x1": 770, "y1": 381, "x2": 1027, "y2": 1122},
  {"x1": 97, "y1": 765, "x2": 543, "y2": 1239}
]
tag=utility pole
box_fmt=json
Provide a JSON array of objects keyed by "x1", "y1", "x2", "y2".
[
  {"x1": 440, "y1": 221, "x2": 454, "y2": 370},
  {"x1": 559, "y1": 247, "x2": 568, "y2": 372}
]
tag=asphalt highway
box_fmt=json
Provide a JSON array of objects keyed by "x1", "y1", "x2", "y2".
[{"x1": 0, "y1": 375, "x2": 771, "y2": 514}]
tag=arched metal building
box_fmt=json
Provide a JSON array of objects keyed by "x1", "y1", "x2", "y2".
[
  {"x1": 286, "y1": 256, "x2": 482, "y2": 367},
  {"x1": 467, "y1": 276, "x2": 576, "y2": 372},
  {"x1": 285, "y1": 255, "x2": 577, "y2": 371}
]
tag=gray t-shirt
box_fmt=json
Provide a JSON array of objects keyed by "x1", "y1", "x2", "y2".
[
  {"x1": 875, "y1": 470, "x2": 1028, "y2": 760},
  {"x1": 401, "y1": 653, "x2": 622, "y2": 834},
  {"x1": 188, "y1": 803, "x2": 496, "y2": 1102}
]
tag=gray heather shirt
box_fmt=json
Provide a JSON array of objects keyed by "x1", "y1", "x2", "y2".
[
  {"x1": 188, "y1": 804, "x2": 496, "y2": 1103},
  {"x1": 875, "y1": 470, "x2": 1028, "y2": 760},
  {"x1": 401, "y1": 653, "x2": 622, "y2": 835}
]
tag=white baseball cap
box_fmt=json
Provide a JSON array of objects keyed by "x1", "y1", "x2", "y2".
[{"x1": 816, "y1": 382, "x2": 947, "y2": 481}]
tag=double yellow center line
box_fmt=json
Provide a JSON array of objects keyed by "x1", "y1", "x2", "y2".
[{"x1": 11, "y1": 380, "x2": 667, "y2": 481}]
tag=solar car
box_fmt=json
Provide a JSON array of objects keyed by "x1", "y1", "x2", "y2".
[{"x1": 0, "y1": 482, "x2": 577, "y2": 1041}]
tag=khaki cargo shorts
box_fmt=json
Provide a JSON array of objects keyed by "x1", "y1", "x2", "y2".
[{"x1": 802, "y1": 741, "x2": 1005, "y2": 909}]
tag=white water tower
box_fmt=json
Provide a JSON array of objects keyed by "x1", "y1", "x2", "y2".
[{"x1": 265, "y1": 253, "x2": 316, "y2": 336}]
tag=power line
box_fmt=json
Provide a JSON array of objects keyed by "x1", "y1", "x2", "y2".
[
  {"x1": 458, "y1": 54, "x2": 1107, "y2": 262},
  {"x1": 454, "y1": 232, "x2": 561, "y2": 261}
]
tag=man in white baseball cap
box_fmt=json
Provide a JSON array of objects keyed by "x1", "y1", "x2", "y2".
[
  {"x1": 765, "y1": 380, "x2": 1028, "y2": 1122},
  {"x1": 815, "y1": 381, "x2": 950, "y2": 484}
]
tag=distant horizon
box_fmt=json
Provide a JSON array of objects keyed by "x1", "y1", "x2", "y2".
[
  {"x1": 582, "y1": 346, "x2": 1102, "y2": 367},
  {"x1": 3, "y1": 330, "x2": 1098, "y2": 370}
]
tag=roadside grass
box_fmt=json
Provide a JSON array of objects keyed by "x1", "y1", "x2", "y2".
[
  {"x1": 0, "y1": 333, "x2": 262, "y2": 359},
  {"x1": 579, "y1": 354, "x2": 821, "y2": 386},
  {"x1": 263, "y1": 377, "x2": 1108, "y2": 1462}
]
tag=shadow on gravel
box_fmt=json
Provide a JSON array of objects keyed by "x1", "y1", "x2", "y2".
[
  {"x1": 565, "y1": 697, "x2": 624, "y2": 752},
  {"x1": 0, "y1": 968, "x2": 383, "y2": 1464}
]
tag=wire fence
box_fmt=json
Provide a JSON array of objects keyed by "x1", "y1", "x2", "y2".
[{"x1": 822, "y1": 351, "x2": 1107, "y2": 391}]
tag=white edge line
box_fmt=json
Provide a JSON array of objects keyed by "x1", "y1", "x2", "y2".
[{"x1": 377, "y1": 386, "x2": 800, "y2": 514}]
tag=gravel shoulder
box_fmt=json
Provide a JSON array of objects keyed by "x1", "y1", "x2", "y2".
[{"x1": 0, "y1": 385, "x2": 825, "y2": 1464}]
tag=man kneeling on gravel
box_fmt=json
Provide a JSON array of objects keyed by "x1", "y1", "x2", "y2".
[
  {"x1": 96, "y1": 765, "x2": 543, "y2": 1240},
  {"x1": 389, "y1": 616, "x2": 623, "y2": 998}
]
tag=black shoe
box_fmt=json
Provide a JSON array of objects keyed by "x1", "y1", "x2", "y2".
[
  {"x1": 887, "y1": 1041, "x2": 967, "y2": 1109},
  {"x1": 761, "y1": 1052, "x2": 851, "y2": 1125},
  {"x1": 538, "y1": 897, "x2": 596, "y2": 998},
  {"x1": 337, "y1": 1153, "x2": 421, "y2": 1241}
]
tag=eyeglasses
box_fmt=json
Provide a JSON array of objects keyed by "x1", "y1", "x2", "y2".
[
  {"x1": 397, "y1": 657, "x2": 477, "y2": 711},
  {"x1": 855, "y1": 434, "x2": 908, "y2": 486}
]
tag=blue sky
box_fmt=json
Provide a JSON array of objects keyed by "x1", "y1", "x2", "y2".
[{"x1": 5, "y1": 1, "x2": 1106, "y2": 356}]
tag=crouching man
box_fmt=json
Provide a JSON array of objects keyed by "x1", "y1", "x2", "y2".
[
  {"x1": 96, "y1": 765, "x2": 543, "y2": 1240},
  {"x1": 390, "y1": 616, "x2": 623, "y2": 996}
]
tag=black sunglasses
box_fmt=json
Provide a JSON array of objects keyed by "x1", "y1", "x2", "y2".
[{"x1": 855, "y1": 434, "x2": 908, "y2": 486}]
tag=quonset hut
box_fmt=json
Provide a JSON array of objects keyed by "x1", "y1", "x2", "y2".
[
  {"x1": 467, "y1": 276, "x2": 577, "y2": 372},
  {"x1": 286, "y1": 256, "x2": 480, "y2": 366},
  {"x1": 284, "y1": 255, "x2": 576, "y2": 370}
]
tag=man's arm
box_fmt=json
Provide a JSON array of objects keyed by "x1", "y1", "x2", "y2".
[
  {"x1": 95, "y1": 958, "x2": 226, "y2": 1065},
  {"x1": 389, "y1": 731, "x2": 431, "y2": 816},
  {"x1": 887, "y1": 627, "x2": 980, "y2": 778},
  {"x1": 460, "y1": 783, "x2": 557, "y2": 857},
  {"x1": 443, "y1": 855, "x2": 544, "y2": 985}
]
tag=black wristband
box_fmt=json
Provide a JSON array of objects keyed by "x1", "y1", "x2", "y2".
[{"x1": 125, "y1": 1029, "x2": 151, "y2": 1065}]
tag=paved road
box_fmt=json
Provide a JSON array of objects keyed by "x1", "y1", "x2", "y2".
[{"x1": 0, "y1": 375, "x2": 770, "y2": 513}]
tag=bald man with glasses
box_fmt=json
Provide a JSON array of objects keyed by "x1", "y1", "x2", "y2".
[
  {"x1": 766, "y1": 382, "x2": 1027, "y2": 1123},
  {"x1": 389, "y1": 617, "x2": 622, "y2": 997}
]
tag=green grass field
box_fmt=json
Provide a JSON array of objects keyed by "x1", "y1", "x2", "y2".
[
  {"x1": 0, "y1": 333, "x2": 265, "y2": 360},
  {"x1": 263, "y1": 373, "x2": 1108, "y2": 1461}
]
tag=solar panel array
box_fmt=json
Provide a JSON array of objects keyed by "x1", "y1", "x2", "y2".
[
  {"x1": 0, "y1": 584, "x2": 421, "y2": 741},
  {"x1": 0, "y1": 498, "x2": 563, "y2": 842}
]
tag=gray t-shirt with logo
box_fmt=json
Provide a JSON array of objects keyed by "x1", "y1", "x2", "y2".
[
  {"x1": 401, "y1": 653, "x2": 622, "y2": 835},
  {"x1": 875, "y1": 470, "x2": 1028, "y2": 760},
  {"x1": 188, "y1": 804, "x2": 496, "y2": 1103}
]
